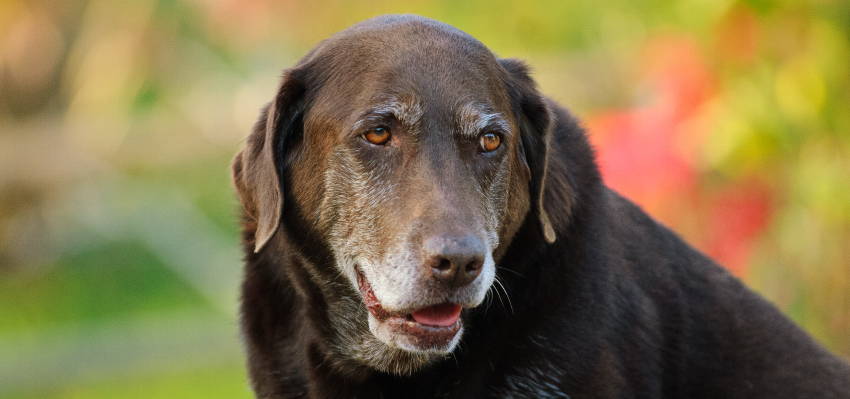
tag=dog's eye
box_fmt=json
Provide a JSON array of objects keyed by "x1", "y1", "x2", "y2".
[
  {"x1": 479, "y1": 132, "x2": 502, "y2": 152},
  {"x1": 363, "y1": 127, "x2": 391, "y2": 145}
]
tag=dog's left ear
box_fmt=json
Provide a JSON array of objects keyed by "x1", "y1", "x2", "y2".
[
  {"x1": 232, "y1": 68, "x2": 307, "y2": 252},
  {"x1": 499, "y1": 58, "x2": 556, "y2": 244}
]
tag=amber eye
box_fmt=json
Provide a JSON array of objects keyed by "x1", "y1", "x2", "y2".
[
  {"x1": 479, "y1": 132, "x2": 502, "y2": 152},
  {"x1": 363, "y1": 127, "x2": 391, "y2": 145}
]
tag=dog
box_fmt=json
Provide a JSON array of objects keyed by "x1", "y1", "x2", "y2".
[{"x1": 232, "y1": 14, "x2": 850, "y2": 398}]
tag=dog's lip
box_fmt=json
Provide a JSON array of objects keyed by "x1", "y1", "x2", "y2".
[
  {"x1": 355, "y1": 268, "x2": 463, "y2": 330},
  {"x1": 356, "y1": 268, "x2": 395, "y2": 319}
]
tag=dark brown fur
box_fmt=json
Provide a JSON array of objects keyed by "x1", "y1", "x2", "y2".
[{"x1": 232, "y1": 15, "x2": 850, "y2": 398}]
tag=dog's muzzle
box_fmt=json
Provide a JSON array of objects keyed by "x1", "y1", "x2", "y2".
[{"x1": 355, "y1": 233, "x2": 492, "y2": 352}]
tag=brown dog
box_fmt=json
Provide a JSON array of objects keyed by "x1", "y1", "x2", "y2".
[{"x1": 232, "y1": 15, "x2": 850, "y2": 398}]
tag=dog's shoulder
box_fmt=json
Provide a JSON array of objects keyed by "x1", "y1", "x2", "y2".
[{"x1": 594, "y1": 183, "x2": 850, "y2": 398}]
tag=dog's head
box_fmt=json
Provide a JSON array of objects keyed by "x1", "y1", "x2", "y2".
[{"x1": 233, "y1": 15, "x2": 555, "y2": 375}]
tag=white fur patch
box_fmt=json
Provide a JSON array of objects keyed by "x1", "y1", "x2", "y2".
[
  {"x1": 352, "y1": 97, "x2": 424, "y2": 131},
  {"x1": 457, "y1": 102, "x2": 510, "y2": 138}
]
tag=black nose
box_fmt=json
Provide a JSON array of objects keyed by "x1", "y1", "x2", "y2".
[{"x1": 423, "y1": 235, "x2": 486, "y2": 287}]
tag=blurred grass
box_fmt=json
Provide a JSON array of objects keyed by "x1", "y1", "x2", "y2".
[
  {"x1": 0, "y1": 240, "x2": 208, "y2": 336},
  {"x1": 10, "y1": 364, "x2": 251, "y2": 399},
  {"x1": 1, "y1": 0, "x2": 848, "y2": 397}
]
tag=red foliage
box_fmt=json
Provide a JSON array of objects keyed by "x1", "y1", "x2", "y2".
[
  {"x1": 702, "y1": 182, "x2": 773, "y2": 274},
  {"x1": 587, "y1": 36, "x2": 774, "y2": 275}
]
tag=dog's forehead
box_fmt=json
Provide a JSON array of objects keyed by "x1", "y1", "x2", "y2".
[
  {"x1": 310, "y1": 70, "x2": 512, "y2": 141},
  {"x1": 302, "y1": 16, "x2": 514, "y2": 137}
]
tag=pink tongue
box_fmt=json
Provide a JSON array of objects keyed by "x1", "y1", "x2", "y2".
[{"x1": 411, "y1": 303, "x2": 462, "y2": 327}]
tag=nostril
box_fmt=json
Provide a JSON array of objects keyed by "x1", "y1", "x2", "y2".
[
  {"x1": 465, "y1": 260, "x2": 482, "y2": 273},
  {"x1": 434, "y1": 258, "x2": 452, "y2": 271}
]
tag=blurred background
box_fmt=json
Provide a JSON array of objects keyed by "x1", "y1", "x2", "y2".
[{"x1": 1, "y1": 0, "x2": 848, "y2": 397}]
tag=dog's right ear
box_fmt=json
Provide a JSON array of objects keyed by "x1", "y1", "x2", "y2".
[
  {"x1": 499, "y1": 58, "x2": 557, "y2": 244},
  {"x1": 232, "y1": 68, "x2": 307, "y2": 253}
]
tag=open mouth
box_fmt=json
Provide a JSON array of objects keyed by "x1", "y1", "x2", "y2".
[{"x1": 356, "y1": 268, "x2": 463, "y2": 349}]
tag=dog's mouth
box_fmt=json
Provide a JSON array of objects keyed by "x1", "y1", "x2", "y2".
[{"x1": 356, "y1": 268, "x2": 462, "y2": 350}]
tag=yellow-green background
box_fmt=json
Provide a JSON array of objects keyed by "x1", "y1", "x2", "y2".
[{"x1": 1, "y1": 1, "x2": 848, "y2": 397}]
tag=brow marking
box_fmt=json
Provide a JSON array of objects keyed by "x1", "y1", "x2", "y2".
[
  {"x1": 352, "y1": 97, "x2": 424, "y2": 131},
  {"x1": 457, "y1": 102, "x2": 509, "y2": 138}
]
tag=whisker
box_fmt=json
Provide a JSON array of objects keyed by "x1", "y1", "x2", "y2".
[
  {"x1": 491, "y1": 276, "x2": 508, "y2": 313},
  {"x1": 494, "y1": 276, "x2": 515, "y2": 314},
  {"x1": 483, "y1": 283, "x2": 496, "y2": 315}
]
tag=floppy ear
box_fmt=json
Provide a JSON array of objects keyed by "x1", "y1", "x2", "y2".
[
  {"x1": 232, "y1": 69, "x2": 307, "y2": 252},
  {"x1": 499, "y1": 58, "x2": 556, "y2": 244}
]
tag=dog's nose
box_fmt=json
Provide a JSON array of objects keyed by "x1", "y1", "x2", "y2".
[{"x1": 423, "y1": 235, "x2": 485, "y2": 287}]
